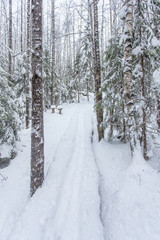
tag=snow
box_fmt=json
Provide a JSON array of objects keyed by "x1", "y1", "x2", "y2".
[
  {"x1": 0, "y1": 143, "x2": 12, "y2": 158},
  {"x1": 21, "y1": 67, "x2": 26, "y2": 75},
  {"x1": 51, "y1": 105, "x2": 56, "y2": 108},
  {"x1": 0, "y1": 102, "x2": 104, "y2": 240},
  {"x1": 1, "y1": 101, "x2": 160, "y2": 240},
  {"x1": 152, "y1": 37, "x2": 160, "y2": 48},
  {"x1": 132, "y1": 46, "x2": 142, "y2": 55},
  {"x1": 153, "y1": 68, "x2": 160, "y2": 86},
  {"x1": 57, "y1": 105, "x2": 63, "y2": 109},
  {"x1": 94, "y1": 139, "x2": 160, "y2": 240}
]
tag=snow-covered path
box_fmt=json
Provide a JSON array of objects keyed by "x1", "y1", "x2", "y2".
[{"x1": 0, "y1": 102, "x2": 104, "y2": 240}]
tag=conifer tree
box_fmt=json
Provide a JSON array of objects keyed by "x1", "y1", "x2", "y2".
[
  {"x1": 103, "y1": 36, "x2": 124, "y2": 141},
  {"x1": 0, "y1": 53, "x2": 19, "y2": 162}
]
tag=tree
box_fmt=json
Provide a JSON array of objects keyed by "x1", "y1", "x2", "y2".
[
  {"x1": 0, "y1": 53, "x2": 19, "y2": 162},
  {"x1": 30, "y1": 0, "x2": 44, "y2": 196},
  {"x1": 123, "y1": 0, "x2": 136, "y2": 153},
  {"x1": 103, "y1": 36, "x2": 124, "y2": 141},
  {"x1": 93, "y1": 0, "x2": 104, "y2": 141},
  {"x1": 51, "y1": 0, "x2": 56, "y2": 106},
  {"x1": 132, "y1": 0, "x2": 156, "y2": 159},
  {"x1": 43, "y1": 47, "x2": 52, "y2": 108},
  {"x1": 9, "y1": 0, "x2": 12, "y2": 84},
  {"x1": 26, "y1": 0, "x2": 31, "y2": 129},
  {"x1": 151, "y1": 0, "x2": 160, "y2": 129}
]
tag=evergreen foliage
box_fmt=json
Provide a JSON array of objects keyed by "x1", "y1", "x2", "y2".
[{"x1": 0, "y1": 54, "x2": 19, "y2": 160}]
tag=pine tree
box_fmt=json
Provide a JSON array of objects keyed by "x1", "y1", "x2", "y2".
[
  {"x1": 103, "y1": 36, "x2": 124, "y2": 141},
  {"x1": 132, "y1": 0, "x2": 155, "y2": 159},
  {"x1": 43, "y1": 48, "x2": 52, "y2": 109},
  {"x1": 0, "y1": 53, "x2": 19, "y2": 162},
  {"x1": 80, "y1": 25, "x2": 94, "y2": 100}
]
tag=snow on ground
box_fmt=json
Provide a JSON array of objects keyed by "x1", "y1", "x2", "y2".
[
  {"x1": 1, "y1": 101, "x2": 160, "y2": 240},
  {"x1": 94, "y1": 138, "x2": 160, "y2": 240},
  {"x1": 0, "y1": 101, "x2": 104, "y2": 240}
]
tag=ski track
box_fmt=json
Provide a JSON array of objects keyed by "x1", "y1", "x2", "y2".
[{"x1": 0, "y1": 102, "x2": 104, "y2": 240}]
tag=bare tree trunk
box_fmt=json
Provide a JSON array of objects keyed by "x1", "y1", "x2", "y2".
[
  {"x1": 122, "y1": 102, "x2": 126, "y2": 142},
  {"x1": 21, "y1": 0, "x2": 23, "y2": 52},
  {"x1": 26, "y1": 0, "x2": 31, "y2": 129},
  {"x1": 100, "y1": 0, "x2": 105, "y2": 69},
  {"x1": 51, "y1": 0, "x2": 56, "y2": 106},
  {"x1": 137, "y1": 0, "x2": 147, "y2": 159},
  {"x1": 72, "y1": 10, "x2": 76, "y2": 72},
  {"x1": 77, "y1": 0, "x2": 83, "y2": 103},
  {"x1": 109, "y1": 108, "x2": 114, "y2": 141},
  {"x1": 141, "y1": 54, "x2": 147, "y2": 159},
  {"x1": 88, "y1": 0, "x2": 95, "y2": 69},
  {"x1": 109, "y1": 0, "x2": 113, "y2": 39},
  {"x1": 30, "y1": 0, "x2": 44, "y2": 197},
  {"x1": 87, "y1": 79, "x2": 89, "y2": 101},
  {"x1": 124, "y1": 0, "x2": 135, "y2": 153},
  {"x1": 78, "y1": 78, "x2": 80, "y2": 103},
  {"x1": 16, "y1": 2, "x2": 19, "y2": 51},
  {"x1": 152, "y1": 0, "x2": 160, "y2": 129},
  {"x1": 157, "y1": 96, "x2": 160, "y2": 128},
  {"x1": 0, "y1": 2, "x2": 1, "y2": 41},
  {"x1": 9, "y1": 0, "x2": 12, "y2": 84},
  {"x1": 121, "y1": 84, "x2": 126, "y2": 142},
  {"x1": 113, "y1": 0, "x2": 117, "y2": 37},
  {"x1": 93, "y1": 0, "x2": 104, "y2": 141}
]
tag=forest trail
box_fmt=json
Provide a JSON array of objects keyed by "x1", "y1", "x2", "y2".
[{"x1": 0, "y1": 101, "x2": 104, "y2": 240}]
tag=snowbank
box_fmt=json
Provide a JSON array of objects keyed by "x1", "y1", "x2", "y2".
[{"x1": 94, "y1": 140, "x2": 160, "y2": 240}]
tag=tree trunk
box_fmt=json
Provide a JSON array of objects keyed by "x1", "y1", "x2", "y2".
[
  {"x1": 140, "y1": 54, "x2": 147, "y2": 159},
  {"x1": 21, "y1": 0, "x2": 23, "y2": 52},
  {"x1": 26, "y1": 0, "x2": 31, "y2": 129},
  {"x1": 87, "y1": 79, "x2": 89, "y2": 101},
  {"x1": 88, "y1": 0, "x2": 95, "y2": 68},
  {"x1": 30, "y1": 0, "x2": 44, "y2": 196},
  {"x1": 9, "y1": 0, "x2": 12, "y2": 84},
  {"x1": 109, "y1": 108, "x2": 114, "y2": 141},
  {"x1": 93, "y1": 0, "x2": 104, "y2": 141},
  {"x1": 51, "y1": 0, "x2": 56, "y2": 106},
  {"x1": 124, "y1": 0, "x2": 135, "y2": 153},
  {"x1": 109, "y1": 0, "x2": 113, "y2": 39},
  {"x1": 157, "y1": 95, "x2": 160, "y2": 128},
  {"x1": 152, "y1": 0, "x2": 160, "y2": 129},
  {"x1": 138, "y1": 0, "x2": 147, "y2": 159}
]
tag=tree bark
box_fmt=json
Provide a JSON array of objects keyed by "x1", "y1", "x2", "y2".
[
  {"x1": 138, "y1": 0, "x2": 148, "y2": 159},
  {"x1": 109, "y1": 0, "x2": 113, "y2": 40},
  {"x1": 124, "y1": 0, "x2": 135, "y2": 153},
  {"x1": 30, "y1": 0, "x2": 44, "y2": 196},
  {"x1": 9, "y1": 0, "x2": 12, "y2": 84},
  {"x1": 21, "y1": 0, "x2": 23, "y2": 52},
  {"x1": 26, "y1": 0, "x2": 31, "y2": 129},
  {"x1": 93, "y1": 0, "x2": 104, "y2": 141},
  {"x1": 51, "y1": 0, "x2": 56, "y2": 106}
]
